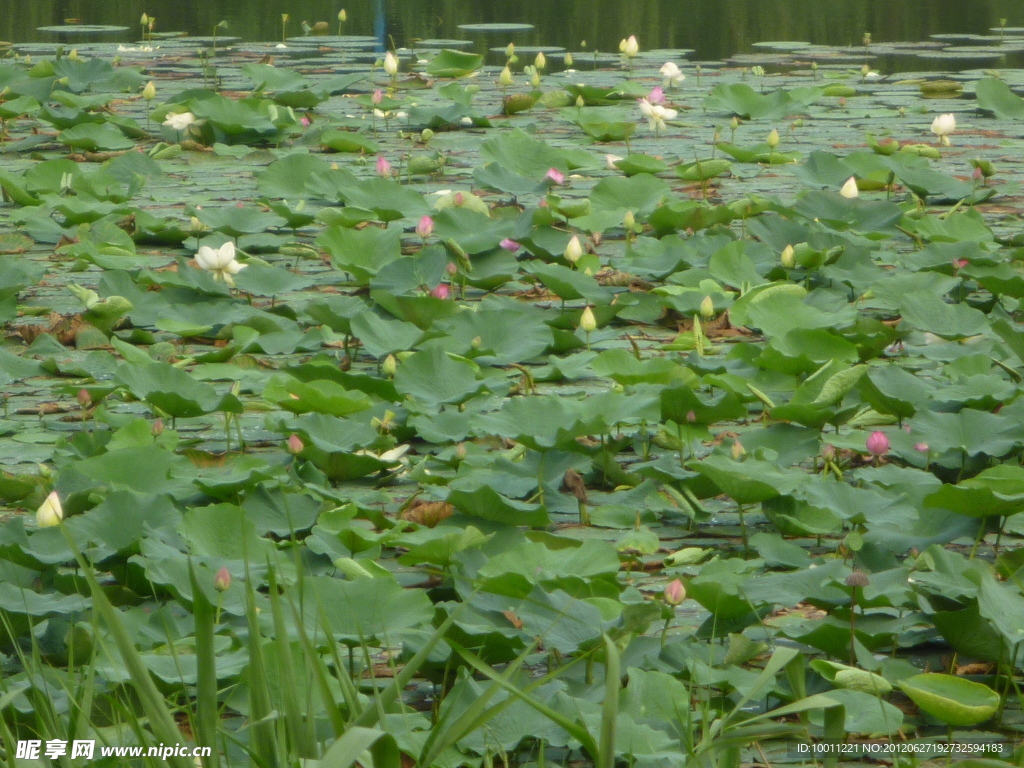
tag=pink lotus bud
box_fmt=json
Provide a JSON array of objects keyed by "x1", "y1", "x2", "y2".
[
  {"x1": 300, "y1": 115, "x2": 311, "y2": 127},
  {"x1": 446, "y1": 261, "x2": 458, "y2": 275},
  {"x1": 430, "y1": 282, "x2": 451, "y2": 300},
  {"x1": 152, "y1": 418, "x2": 164, "y2": 436},
  {"x1": 500, "y1": 238, "x2": 521, "y2": 253},
  {"x1": 685, "y1": 410, "x2": 696, "y2": 423},
  {"x1": 287, "y1": 433, "x2": 304, "y2": 455},
  {"x1": 838, "y1": 97, "x2": 847, "y2": 108},
  {"x1": 664, "y1": 578, "x2": 686, "y2": 605},
  {"x1": 214, "y1": 566, "x2": 232, "y2": 592},
  {"x1": 77, "y1": 388, "x2": 91, "y2": 407},
  {"x1": 648, "y1": 86, "x2": 665, "y2": 104},
  {"x1": 453, "y1": 192, "x2": 464, "y2": 206},
  {"x1": 973, "y1": 166, "x2": 983, "y2": 181},
  {"x1": 822, "y1": 443, "x2": 836, "y2": 461},
  {"x1": 376, "y1": 156, "x2": 391, "y2": 177},
  {"x1": 372, "y1": 89, "x2": 383, "y2": 105},
  {"x1": 914, "y1": 442, "x2": 929, "y2": 452},
  {"x1": 416, "y1": 215, "x2": 434, "y2": 239},
  {"x1": 544, "y1": 167, "x2": 564, "y2": 185},
  {"x1": 866, "y1": 431, "x2": 889, "y2": 457},
  {"x1": 953, "y1": 258, "x2": 969, "y2": 270}
]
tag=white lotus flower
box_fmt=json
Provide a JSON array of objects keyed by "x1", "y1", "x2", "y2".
[
  {"x1": 37, "y1": 491, "x2": 63, "y2": 527},
  {"x1": 383, "y1": 51, "x2": 398, "y2": 76},
  {"x1": 840, "y1": 176, "x2": 859, "y2": 199},
  {"x1": 931, "y1": 113, "x2": 956, "y2": 146},
  {"x1": 620, "y1": 35, "x2": 639, "y2": 57},
  {"x1": 659, "y1": 61, "x2": 685, "y2": 87},
  {"x1": 638, "y1": 98, "x2": 676, "y2": 133},
  {"x1": 605, "y1": 153, "x2": 623, "y2": 170},
  {"x1": 195, "y1": 241, "x2": 247, "y2": 286},
  {"x1": 162, "y1": 111, "x2": 196, "y2": 131}
]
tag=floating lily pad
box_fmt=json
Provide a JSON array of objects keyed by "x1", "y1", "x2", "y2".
[
  {"x1": 457, "y1": 23, "x2": 535, "y2": 33},
  {"x1": 37, "y1": 25, "x2": 129, "y2": 35}
]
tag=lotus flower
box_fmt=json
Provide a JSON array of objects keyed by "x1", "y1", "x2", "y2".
[
  {"x1": 620, "y1": 35, "x2": 639, "y2": 57},
  {"x1": 163, "y1": 112, "x2": 196, "y2": 131},
  {"x1": 141, "y1": 81, "x2": 156, "y2": 100},
  {"x1": 866, "y1": 431, "x2": 889, "y2": 457},
  {"x1": 664, "y1": 578, "x2": 686, "y2": 606},
  {"x1": 931, "y1": 113, "x2": 956, "y2": 146},
  {"x1": 605, "y1": 154, "x2": 623, "y2": 171},
  {"x1": 416, "y1": 215, "x2": 434, "y2": 239},
  {"x1": 430, "y1": 282, "x2": 451, "y2": 300},
  {"x1": 383, "y1": 51, "x2": 399, "y2": 76},
  {"x1": 544, "y1": 167, "x2": 564, "y2": 185},
  {"x1": 195, "y1": 241, "x2": 247, "y2": 286},
  {"x1": 36, "y1": 491, "x2": 63, "y2": 527},
  {"x1": 781, "y1": 244, "x2": 795, "y2": 268},
  {"x1": 638, "y1": 98, "x2": 677, "y2": 134},
  {"x1": 840, "y1": 176, "x2": 859, "y2": 199},
  {"x1": 564, "y1": 235, "x2": 583, "y2": 263},
  {"x1": 660, "y1": 61, "x2": 685, "y2": 87},
  {"x1": 500, "y1": 238, "x2": 521, "y2": 253},
  {"x1": 286, "y1": 434, "x2": 304, "y2": 455},
  {"x1": 648, "y1": 86, "x2": 665, "y2": 105},
  {"x1": 579, "y1": 306, "x2": 597, "y2": 333},
  {"x1": 214, "y1": 566, "x2": 232, "y2": 592},
  {"x1": 376, "y1": 155, "x2": 392, "y2": 177}
]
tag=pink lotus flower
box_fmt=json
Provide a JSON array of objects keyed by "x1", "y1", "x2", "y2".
[
  {"x1": 372, "y1": 89, "x2": 383, "y2": 105},
  {"x1": 416, "y1": 215, "x2": 434, "y2": 239},
  {"x1": 500, "y1": 238, "x2": 521, "y2": 253},
  {"x1": 544, "y1": 167, "x2": 564, "y2": 185},
  {"x1": 446, "y1": 261, "x2": 458, "y2": 275},
  {"x1": 866, "y1": 431, "x2": 889, "y2": 457},
  {"x1": 376, "y1": 156, "x2": 391, "y2": 177},
  {"x1": 914, "y1": 442, "x2": 929, "y2": 453},
  {"x1": 430, "y1": 283, "x2": 451, "y2": 300},
  {"x1": 214, "y1": 566, "x2": 232, "y2": 592},
  {"x1": 648, "y1": 86, "x2": 665, "y2": 105},
  {"x1": 454, "y1": 192, "x2": 464, "y2": 206},
  {"x1": 664, "y1": 578, "x2": 686, "y2": 606},
  {"x1": 300, "y1": 115, "x2": 311, "y2": 127}
]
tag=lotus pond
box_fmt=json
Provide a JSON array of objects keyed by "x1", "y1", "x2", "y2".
[{"x1": 5, "y1": 24, "x2": 1024, "y2": 768}]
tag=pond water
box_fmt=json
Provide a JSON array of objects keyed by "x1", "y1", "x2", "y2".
[{"x1": 3, "y1": 0, "x2": 1024, "y2": 63}]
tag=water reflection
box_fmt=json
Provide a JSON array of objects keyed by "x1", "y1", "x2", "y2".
[{"x1": 3, "y1": 0, "x2": 1024, "y2": 62}]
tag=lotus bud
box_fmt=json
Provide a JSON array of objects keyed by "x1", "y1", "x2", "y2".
[
  {"x1": 141, "y1": 13, "x2": 150, "y2": 26},
  {"x1": 77, "y1": 388, "x2": 91, "y2": 408},
  {"x1": 499, "y1": 65, "x2": 513, "y2": 87},
  {"x1": 686, "y1": 410, "x2": 696, "y2": 423},
  {"x1": 36, "y1": 491, "x2": 63, "y2": 528},
  {"x1": 866, "y1": 431, "x2": 889, "y2": 457},
  {"x1": 564, "y1": 235, "x2": 583, "y2": 263},
  {"x1": 623, "y1": 210, "x2": 636, "y2": 231},
  {"x1": 372, "y1": 88, "x2": 383, "y2": 104},
  {"x1": 142, "y1": 81, "x2": 156, "y2": 100},
  {"x1": 430, "y1": 282, "x2": 451, "y2": 300},
  {"x1": 623, "y1": 35, "x2": 639, "y2": 57},
  {"x1": 664, "y1": 578, "x2": 686, "y2": 606},
  {"x1": 914, "y1": 442, "x2": 929, "y2": 453},
  {"x1": 68, "y1": 49, "x2": 80, "y2": 62},
  {"x1": 382, "y1": 354, "x2": 397, "y2": 377},
  {"x1": 564, "y1": 52, "x2": 573, "y2": 67},
  {"x1": 420, "y1": 128, "x2": 434, "y2": 143},
  {"x1": 500, "y1": 238, "x2": 521, "y2": 253},
  {"x1": 731, "y1": 440, "x2": 746, "y2": 461},
  {"x1": 152, "y1": 418, "x2": 164, "y2": 436},
  {"x1": 575, "y1": 95, "x2": 584, "y2": 108},
  {"x1": 699, "y1": 295, "x2": 714, "y2": 318},
  {"x1": 781, "y1": 244, "x2": 795, "y2": 268},
  {"x1": 579, "y1": 306, "x2": 597, "y2": 333},
  {"x1": 534, "y1": 51, "x2": 546, "y2": 70},
  {"x1": 822, "y1": 443, "x2": 836, "y2": 461},
  {"x1": 383, "y1": 51, "x2": 399, "y2": 76},
  {"x1": 731, "y1": 116, "x2": 740, "y2": 130},
  {"x1": 531, "y1": 69, "x2": 541, "y2": 88},
  {"x1": 376, "y1": 155, "x2": 391, "y2": 177},
  {"x1": 505, "y1": 43, "x2": 515, "y2": 58},
  {"x1": 446, "y1": 261, "x2": 458, "y2": 275},
  {"x1": 455, "y1": 442, "x2": 467, "y2": 461},
  {"x1": 840, "y1": 176, "x2": 859, "y2": 199},
  {"x1": 766, "y1": 128, "x2": 779, "y2": 149},
  {"x1": 416, "y1": 215, "x2": 434, "y2": 239},
  {"x1": 286, "y1": 434, "x2": 304, "y2": 455},
  {"x1": 339, "y1": 9, "x2": 347, "y2": 22},
  {"x1": 214, "y1": 566, "x2": 232, "y2": 592},
  {"x1": 454, "y1": 192, "x2": 464, "y2": 206},
  {"x1": 282, "y1": 13, "x2": 289, "y2": 23},
  {"x1": 470, "y1": 335, "x2": 482, "y2": 349},
  {"x1": 544, "y1": 167, "x2": 564, "y2": 185}
]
